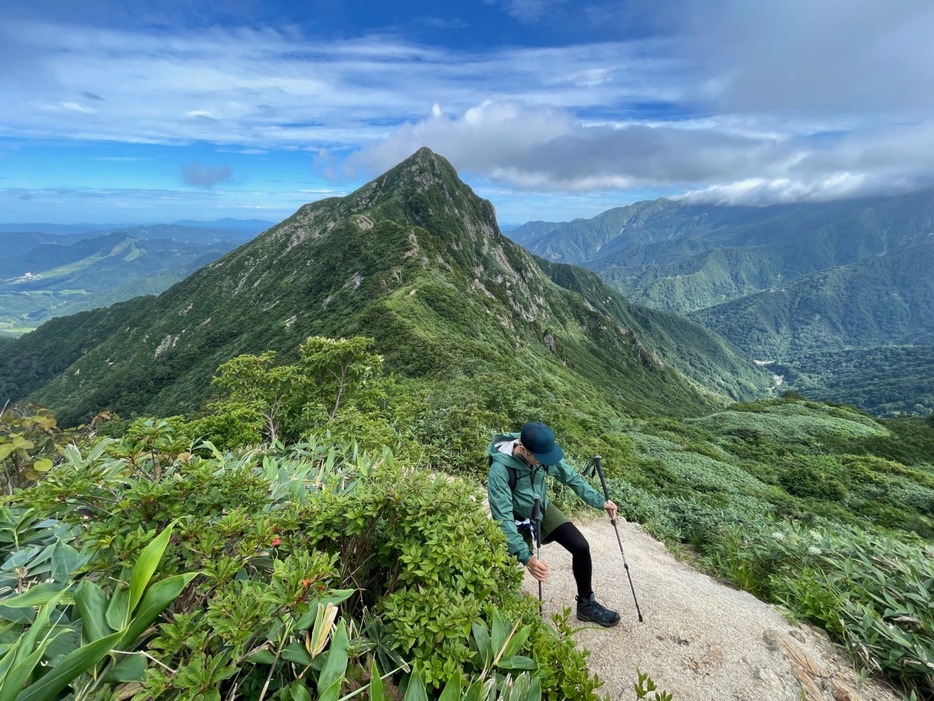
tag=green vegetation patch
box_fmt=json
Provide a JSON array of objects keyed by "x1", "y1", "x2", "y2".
[{"x1": 687, "y1": 400, "x2": 886, "y2": 445}]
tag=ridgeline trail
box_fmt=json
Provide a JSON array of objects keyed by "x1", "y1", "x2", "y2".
[{"x1": 519, "y1": 517, "x2": 902, "y2": 701}]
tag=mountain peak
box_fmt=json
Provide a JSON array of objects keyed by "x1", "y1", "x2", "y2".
[
  {"x1": 363, "y1": 147, "x2": 460, "y2": 199},
  {"x1": 326, "y1": 148, "x2": 501, "y2": 250}
]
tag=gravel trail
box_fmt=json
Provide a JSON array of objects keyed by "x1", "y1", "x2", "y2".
[{"x1": 520, "y1": 517, "x2": 902, "y2": 701}]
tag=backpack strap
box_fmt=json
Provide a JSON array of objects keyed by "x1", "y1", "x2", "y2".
[{"x1": 490, "y1": 434, "x2": 520, "y2": 492}]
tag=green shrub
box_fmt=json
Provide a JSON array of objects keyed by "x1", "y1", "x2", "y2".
[{"x1": 9, "y1": 426, "x2": 607, "y2": 699}]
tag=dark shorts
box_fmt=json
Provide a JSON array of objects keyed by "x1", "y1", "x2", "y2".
[{"x1": 519, "y1": 503, "x2": 570, "y2": 548}]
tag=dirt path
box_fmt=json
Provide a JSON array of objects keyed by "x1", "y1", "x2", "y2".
[{"x1": 520, "y1": 517, "x2": 903, "y2": 701}]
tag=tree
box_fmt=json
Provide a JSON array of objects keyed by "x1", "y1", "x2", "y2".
[
  {"x1": 205, "y1": 338, "x2": 385, "y2": 446},
  {"x1": 210, "y1": 352, "x2": 303, "y2": 444},
  {"x1": 298, "y1": 337, "x2": 383, "y2": 423}
]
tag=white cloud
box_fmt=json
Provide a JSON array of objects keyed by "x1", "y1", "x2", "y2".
[
  {"x1": 681, "y1": 0, "x2": 934, "y2": 114},
  {"x1": 496, "y1": 0, "x2": 569, "y2": 24},
  {"x1": 349, "y1": 99, "x2": 934, "y2": 204},
  {"x1": 38, "y1": 101, "x2": 98, "y2": 114},
  {"x1": 2, "y1": 4, "x2": 934, "y2": 211}
]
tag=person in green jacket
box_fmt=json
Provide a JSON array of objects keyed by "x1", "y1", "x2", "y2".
[{"x1": 487, "y1": 421, "x2": 621, "y2": 627}]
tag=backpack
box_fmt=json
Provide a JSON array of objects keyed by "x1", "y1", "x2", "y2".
[{"x1": 489, "y1": 434, "x2": 522, "y2": 491}]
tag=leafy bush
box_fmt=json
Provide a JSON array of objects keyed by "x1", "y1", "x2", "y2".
[
  {"x1": 7, "y1": 424, "x2": 607, "y2": 699},
  {"x1": 0, "y1": 515, "x2": 196, "y2": 699},
  {"x1": 0, "y1": 404, "x2": 74, "y2": 492}
]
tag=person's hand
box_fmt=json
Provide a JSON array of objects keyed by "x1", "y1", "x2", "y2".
[
  {"x1": 604, "y1": 500, "x2": 618, "y2": 522},
  {"x1": 526, "y1": 555, "x2": 549, "y2": 582}
]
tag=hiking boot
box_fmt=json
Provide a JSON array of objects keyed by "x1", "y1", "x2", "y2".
[{"x1": 576, "y1": 592, "x2": 620, "y2": 627}]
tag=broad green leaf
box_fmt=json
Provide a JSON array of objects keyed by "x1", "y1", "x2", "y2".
[
  {"x1": 490, "y1": 609, "x2": 508, "y2": 656},
  {"x1": 49, "y1": 542, "x2": 88, "y2": 582},
  {"x1": 471, "y1": 622, "x2": 492, "y2": 667},
  {"x1": 0, "y1": 606, "x2": 33, "y2": 624},
  {"x1": 43, "y1": 626, "x2": 81, "y2": 660},
  {"x1": 526, "y1": 675, "x2": 542, "y2": 701},
  {"x1": 19, "y1": 596, "x2": 63, "y2": 669},
  {"x1": 316, "y1": 620, "x2": 349, "y2": 701},
  {"x1": 16, "y1": 630, "x2": 123, "y2": 701},
  {"x1": 32, "y1": 459, "x2": 53, "y2": 473},
  {"x1": 244, "y1": 648, "x2": 277, "y2": 665},
  {"x1": 3, "y1": 545, "x2": 45, "y2": 572},
  {"x1": 282, "y1": 642, "x2": 311, "y2": 666},
  {"x1": 0, "y1": 644, "x2": 50, "y2": 701},
  {"x1": 74, "y1": 580, "x2": 113, "y2": 643},
  {"x1": 501, "y1": 625, "x2": 531, "y2": 659},
  {"x1": 497, "y1": 655, "x2": 536, "y2": 671},
  {"x1": 0, "y1": 445, "x2": 15, "y2": 462},
  {"x1": 401, "y1": 671, "x2": 428, "y2": 701},
  {"x1": 462, "y1": 679, "x2": 494, "y2": 701},
  {"x1": 0, "y1": 583, "x2": 65, "y2": 609},
  {"x1": 100, "y1": 653, "x2": 148, "y2": 683},
  {"x1": 105, "y1": 585, "x2": 129, "y2": 632},
  {"x1": 289, "y1": 684, "x2": 312, "y2": 701},
  {"x1": 118, "y1": 572, "x2": 197, "y2": 650},
  {"x1": 367, "y1": 658, "x2": 385, "y2": 701},
  {"x1": 62, "y1": 444, "x2": 83, "y2": 470},
  {"x1": 295, "y1": 590, "x2": 354, "y2": 630},
  {"x1": 438, "y1": 670, "x2": 462, "y2": 701},
  {"x1": 0, "y1": 638, "x2": 21, "y2": 682},
  {"x1": 128, "y1": 522, "x2": 177, "y2": 616}
]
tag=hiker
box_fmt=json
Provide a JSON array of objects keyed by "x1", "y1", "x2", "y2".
[{"x1": 487, "y1": 421, "x2": 621, "y2": 627}]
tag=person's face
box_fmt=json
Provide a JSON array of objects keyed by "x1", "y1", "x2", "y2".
[{"x1": 519, "y1": 444, "x2": 540, "y2": 465}]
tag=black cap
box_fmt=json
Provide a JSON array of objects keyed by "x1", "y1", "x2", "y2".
[{"x1": 520, "y1": 422, "x2": 564, "y2": 464}]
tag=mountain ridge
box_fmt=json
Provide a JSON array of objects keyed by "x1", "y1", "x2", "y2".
[{"x1": 0, "y1": 148, "x2": 768, "y2": 424}]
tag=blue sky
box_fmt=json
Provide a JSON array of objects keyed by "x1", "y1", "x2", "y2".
[{"x1": 1, "y1": 0, "x2": 933, "y2": 226}]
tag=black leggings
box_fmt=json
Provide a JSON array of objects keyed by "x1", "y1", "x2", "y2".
[{"x1": 544, "y1": 522, "x2": 592, "y2": 599}]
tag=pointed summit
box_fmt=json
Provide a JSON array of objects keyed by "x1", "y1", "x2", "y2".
[{"x1": 339, "y1": 147, "x2": 500, "y2": 247}]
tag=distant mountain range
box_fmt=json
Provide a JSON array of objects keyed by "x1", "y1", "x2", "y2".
[
  {"x1": 0, "y1": 219, "x2": 274, "y2": 236},
  {"x1": 0, "y1": 220, "x2": 270, "y2": 337},
  {"x1": 0, "y1": 149, "x2": 768, "y2": 425},
  {"x1": 509, "y1": 189, "x2": 934, "y2": 415}
]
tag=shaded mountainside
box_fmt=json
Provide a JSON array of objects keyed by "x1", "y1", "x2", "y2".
[
  {"x1": 0, "y1": 231, "x2": 96, "y2": 257},
  {"x1": 510, "y1": 189, "x2": 934, "y2": 416},
  {"x1": 511, "y1": 189, "x2": 934, "y2": 279},
  {"x1": 535, "y1": 258, "x2": 768, "y2": 402},
  {"x1": 771, "y1": 346, "x2": 934, "y2": 416},
  {"x1": 690, "y1": 243, "x2": 934, "y2": 356},
  {"x1": 0, "y1": 149, "x2": 769, "y2": 424}
]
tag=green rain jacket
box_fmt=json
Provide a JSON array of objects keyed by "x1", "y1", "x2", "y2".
[{"x1": 487, "y1": 433, "x2": 605, "y2": 565}]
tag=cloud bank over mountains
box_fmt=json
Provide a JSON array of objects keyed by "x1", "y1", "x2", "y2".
[{"x1": 1, "y1": 0, "x2": 933, "y2": 222}]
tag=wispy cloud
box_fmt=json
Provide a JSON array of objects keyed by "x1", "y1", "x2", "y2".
[
  {"x1": 2, "y1": 0, "x2": 933, "y2": 212},
  {"x1": 0, "y1": 19, "x2": 680, "y2": 149}
]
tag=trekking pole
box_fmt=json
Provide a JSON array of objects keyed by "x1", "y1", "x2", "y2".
[
  {"x1": 586, "y1": 455, "x2": 644, "y2": 622},
  {"x1": 531, "y1": 493, "x2": 544, "y2": 618}
]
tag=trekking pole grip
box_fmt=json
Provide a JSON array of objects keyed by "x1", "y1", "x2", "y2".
[{"x1": 593, "y1": 456, "x2": 616, "y2": 525}]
